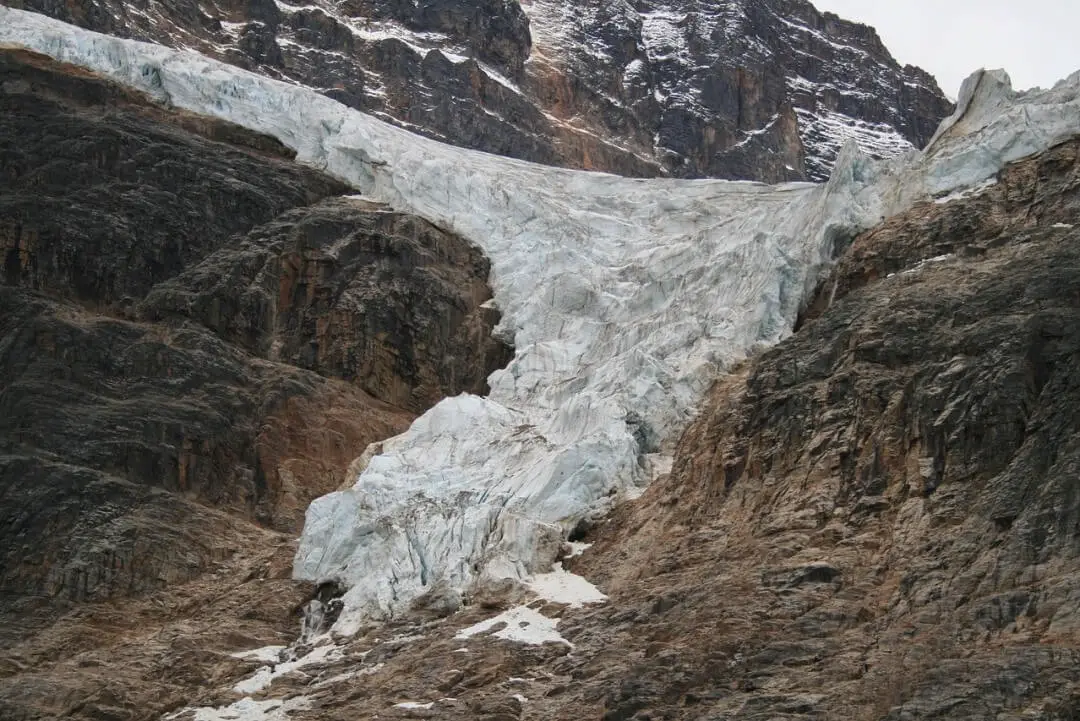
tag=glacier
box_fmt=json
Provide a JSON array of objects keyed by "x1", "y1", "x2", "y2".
[{"x1": 3, "y1": 5, "x2": 1079, "y2": 635}]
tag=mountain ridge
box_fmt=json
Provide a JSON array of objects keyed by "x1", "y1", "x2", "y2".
[
  {"x1": 3, "y1": 0, "x2": 952, "y2": 182},
  {"x1": 1, "y1": 5, "x2": 1078, "y2": 721}
]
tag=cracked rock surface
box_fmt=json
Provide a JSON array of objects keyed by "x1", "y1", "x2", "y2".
[
  {"x1": 137, "y1": 136, "x2": 1080, "y2": 721},
  {"x1": 0, "y1": 49, "x2": 508, "y2": 721}
]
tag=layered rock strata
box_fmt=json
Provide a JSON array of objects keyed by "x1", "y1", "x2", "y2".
[
  {"x1": 3, "y1": 0, "x2": 952, "y2": 181},
  {"x1": 0, "y1": 48, "x2": 508, "y2": 720},
  {"x1": 139, "y1": 133, "x2": 1080, "y2": 721}
]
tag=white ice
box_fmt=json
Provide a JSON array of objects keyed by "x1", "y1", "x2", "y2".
[{"x1": 4, "y1": 6, "x2": 1078, "y2": 638}]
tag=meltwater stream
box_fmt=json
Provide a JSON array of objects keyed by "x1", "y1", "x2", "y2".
[{"x1": 5, "y1": 5, "x2": 1079, "y2": 636}]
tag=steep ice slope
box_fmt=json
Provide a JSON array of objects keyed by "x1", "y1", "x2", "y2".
[{"x1": 3, "y1": 6, "x2": 1078, "y2": 634}]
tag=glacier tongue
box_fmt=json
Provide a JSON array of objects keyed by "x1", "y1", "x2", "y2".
[{"x1": 4, "y1": 7, "x2": 1078, "y2": 634}]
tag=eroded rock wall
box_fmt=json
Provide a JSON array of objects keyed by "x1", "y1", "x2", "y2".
[
  {"x1": 2, "y1": 0, "x2": 952, "y2": 181},
  {"x1": 61, "y1": 113, "x2": 1080, "y2": 721},
  {"x1": 560, "y1": 136, "x2": 1080, "y2": 720},
  {"x1": 0, "y1": 50, "x2": 509, "y2": 720}
]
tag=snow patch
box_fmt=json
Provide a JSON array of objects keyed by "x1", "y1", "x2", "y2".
[
  {"x1": 933, "y1": 178, "x2": 998, "y2": 205},
  {"x1": 901, "y1": 254, "x2": 954, "y2": 275},
  {"x1": 164, "y1": 697, "x2": 311, "y2": 721},
  {"x1": 525, "y1": 563, "x2": 607, "y2": 607},
  {"x1": 455, "y1": 606, "x2": 571, "y2": 647},
  {"x1": 731, "y1": 114, "x2": 780, "y2": 150},
  {"x1": 229, "y1": 646, "x2": 287, "y2": 664},
  {"x1": 232, "y1": 642, "x2": 343, "y2": 694}
]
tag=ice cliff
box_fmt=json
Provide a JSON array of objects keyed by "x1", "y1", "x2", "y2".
[{"x1": 3, "y1": 5, "x2": 1078, "y2": 635}]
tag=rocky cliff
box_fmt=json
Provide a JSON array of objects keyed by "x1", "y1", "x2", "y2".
[
  {"x1": 0, "y1": 5, "x2": 1076, "y2": 721},
  {"x1": 2, "y1": 0, "x2": 952, "y2": 181},
  {"x1": 90, "y1": 130, "x2": 1076, "y2": 721},
  {"x1": 0, "y1": 48, "x2": 509, "y2": 719}
]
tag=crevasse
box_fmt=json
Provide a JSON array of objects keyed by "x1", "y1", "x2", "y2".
[{"x1": 4, "y1": 6, "x2": 1078, "y2": 634}]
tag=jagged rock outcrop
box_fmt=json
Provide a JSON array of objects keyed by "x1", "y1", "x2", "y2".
[
  {"x1": 3, "y1": 0, "x2": 952, "y2": 181},
  {"x1": 558, "y1": 137, "x2": 1080, "y2": 720},
  {"x1": 121, "y1": 137, "x2": 1080, "y2": 721},
  {"x1": 141, "y1": 198, "x2": 510, "y2": 414},
  {"x1": 0, "y1": 49, "x2": 509, "y2": 720}
]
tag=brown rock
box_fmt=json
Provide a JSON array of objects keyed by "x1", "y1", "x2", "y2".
[
  {"x1": 0, "y1": 49, "x2": 509, "y2": 720},
  {"x1": 130, "y1": 136, "x2": 1080, "y2": 721}
]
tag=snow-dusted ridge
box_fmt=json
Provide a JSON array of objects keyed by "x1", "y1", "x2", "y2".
[{"x1": 4, "y1": 7, "x2": 1079, "y2": 635}]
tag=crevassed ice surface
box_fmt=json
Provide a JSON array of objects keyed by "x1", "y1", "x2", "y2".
[{"x1": 5, "y1": 6, "x2": 1079, "y2": 634}]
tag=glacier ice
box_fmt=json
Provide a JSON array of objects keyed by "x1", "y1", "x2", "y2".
[{"x1": 4, "y1": 6, "x2": 1078, "y2": 635}]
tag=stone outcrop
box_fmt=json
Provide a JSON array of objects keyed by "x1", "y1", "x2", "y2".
[
  {"x1": 114, "y1": 137, "x2": 1080, "y2": 721},
  {"x1": 0, "y1": 49, "x2": 509, "y2": 720},
  {"x1": 141, "y1": 198, "x2": 509, "y2": 414},
  {"x1": 2, "y1": 0, "x2": 952, "y2": 182},
  {"x1": 558, "y1": 136, "x2": 1080, "y2": 720}
]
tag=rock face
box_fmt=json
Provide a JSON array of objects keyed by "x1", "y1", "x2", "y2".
[
  {"x1": 3, "y1": 0, "x2": 952, "y2": 181},
  {"x1": 559, "y1": 137, "x2": 1080, "y2": 720},
  {"x1": 124, "y1": 137, "x2": 1080, "y2": 721},
  {"x1": 141, "y1": 198, "x2": 509, "y2": 414},
  {"x1": 0, "y1": 49, "x2": 508, "y2": 720}
]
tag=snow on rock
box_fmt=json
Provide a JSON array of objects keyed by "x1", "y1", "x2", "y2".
[
  {"x1": 520, "y1": 0, "x2": 950, "y2": 180},
  {"x1": 4, "y1": 6, "x2": 1078, "y2": 636},
  {"x1": 232, "y1": 641, "x2": 344, "y2": 695},
  {"x1": 163, "y1": 697, "x2": 311, "y2": 721},
  {"x1": 933, "y1": 178, "x2": 998, "y2": 205},
  {"x1": 455, "y1": 606, "x2": 571, "y2": 647},
  {"x1": 525, "y1": 563, "x2": 608, "y2": 607},
  {"x1": 229, "y1": 646, "x2": 288, "y2": 664},
  {"x1": 795, "y1": 107, "x2": 915, "y2": 183}
]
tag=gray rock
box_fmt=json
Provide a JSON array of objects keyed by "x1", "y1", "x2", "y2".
[{"x1": 2, "y1": 0, "x2": 953, "y2": 182}]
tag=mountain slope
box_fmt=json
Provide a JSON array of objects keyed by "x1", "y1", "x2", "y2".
[
  {"x1": 4, "y1": 3, "x2": 1076, "y2": 647},
  {"x1": 1, "y1": 7, "x2": 1078, "y2": 721},
  {"x1": 28, "y1": 108, "x2": 1074, "y2": 721},
  {"x1": 0, "y1": 47, "x2": 509, "y2": 720},
  {"x1": 3, "y1": 0, "x2": 952, "y2": 181}
]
